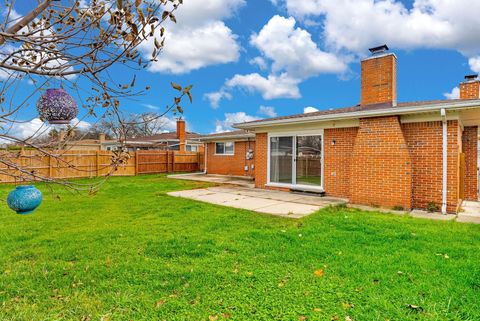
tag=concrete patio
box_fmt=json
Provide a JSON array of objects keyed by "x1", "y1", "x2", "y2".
[
  {"x1": 168, "y1": 185, "x2": 346, "y2": 218},
  {"x1": 167, "y1": 174, "x2": 480, "y2": 224},
  {"x1": 168, "y1": 173, "x2": 255, "y2": 188}
]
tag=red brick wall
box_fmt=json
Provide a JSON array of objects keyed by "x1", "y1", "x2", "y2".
[
  {"x1": 254, "y1": 133, "x2": 268, "y2": 188},
  {"x1": 460, "y1": 81, "x2": 480, "y2": 99},
  {"x1": 206, "y1": 140, "x2": 255, "y2": 177},
  {"x1": 250, "y1": 119, "x2": 463, "y2": 213},
  {"x1": 463, "y1": 126, "x2": 478, "y2": 201},
  {"x1": 350, "y1": 116, "x2": 412, "y2": 209},
  {"x1": 324, "y1": 127, "x2": 358, "y2": 198},
  {"x1": 403, "y1": 122, "x2": 443, "y2": 210},
  {"x1": 361, "y1": 54, "x2": 397, "y2": 106},
  {"x1": 447, "y1": 121, "x2": 460, "y2": 212}
]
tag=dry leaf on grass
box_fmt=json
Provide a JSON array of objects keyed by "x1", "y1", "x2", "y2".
[{"x1": 314, "y1": 269, "x2": 324, "y2": 277}]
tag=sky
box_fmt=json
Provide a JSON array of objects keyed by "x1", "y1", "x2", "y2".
[{"x1": 5, "y1": 0, "x2": 480, "y2": 137}]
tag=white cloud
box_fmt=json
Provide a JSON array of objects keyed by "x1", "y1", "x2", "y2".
[
  {"x1": 215, "y1": 112, "x2": 260, "y2": 133},
  {"x1": 226, "y1": 72, "x2": 301, "y2": 100},
  {"x1": 142, "y1": 103, "x2": 160, "y2": 111},
  {"x1": 141, "y1": 0, "x2": 244, "y2": 74},
  {"x1": 304, "y1": 106, "x2": 319, "y2": 113},
  {"x1": 274, "y1": 0, "x2": 480, "y2": 71},
  {"x1": 3, "y1": 118, "x2": 91, "y2": 142},
  {"x1": 211, "y1": 15, "x2": 347, "y2": 105},
  {"x1": 249, "y1": 56, "x2": 268, "y2": 70},
  {"x1": 204, "y1": 90, "x2": 232, "y2": 109},
  {"x1": 444, "y1": 87, "x2": 460, "y2": 100},
  {"x1": 469, "y1": 57, "x2": 480, "y2": 73},
  {"x1": 258, "y1": 105, "x2": 277, "y2": 117},
  {"x1": 146, "y1": 115, "x2": 178, "y2": 133},
  {"x1": 250, "y1": 15, "x2": 347, "y2": 78}
]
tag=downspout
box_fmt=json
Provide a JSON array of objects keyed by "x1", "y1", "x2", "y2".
[
  {"x1": 441, "y1": 108, "x2": 448, "y2": 214},
  {"x1": 203, "y1": 143, "x2": 208, "y2": 174}
]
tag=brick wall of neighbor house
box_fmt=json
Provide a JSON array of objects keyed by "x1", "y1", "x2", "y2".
[
  {"x1": 361, "y1": 54, "x2": 397, "y2": 106},
  {"x1": 350, "y1": 116, "x2": 412, "y2": 210},
  {"x1": 324, "y1": 127, "x2": 358, "y2": 198},
  {"x1": 206, "y1": 141, "x2": 255, "y2": 177},
  {"x1": 462, "y1": 126, "x2": 478, "y2": 201}
]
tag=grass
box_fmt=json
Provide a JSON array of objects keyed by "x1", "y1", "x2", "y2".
[{"x1": 0, "y1": 175, "x2": 479, "y2": 320}]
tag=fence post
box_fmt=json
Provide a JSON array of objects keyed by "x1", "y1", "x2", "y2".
[
  {"x1": 166, "y1": 151, "x2": 170, "y2": 173},
  {"x1": 135, "y1": 150, "x2": 139, "y2": 175},
  {"x1": 96, "y1": 150, "x2": 100, "y2": 177},
  {"x1": 49, "y1": 154, "x2": 54, "y2": 178},
  {"x1": 172, "y1": 151, "x2": 176, "y2": 173}
]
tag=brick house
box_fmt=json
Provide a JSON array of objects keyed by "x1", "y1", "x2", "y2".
[
  {"x1": 125, "y1": 120, "x2": 204, "y2": 152},
  {"x1": 200, "y1": 46, "x2": 480, "y2": 214}
]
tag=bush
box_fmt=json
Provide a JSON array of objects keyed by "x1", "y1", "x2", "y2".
[{"x1": 426, "y1": 202, "x2": 439, "y2": 213}]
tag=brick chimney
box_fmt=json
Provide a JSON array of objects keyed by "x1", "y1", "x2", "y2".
[
  {"x1": 361, "y1": 45, "x2": 397, "y2": 107},
  {"x1": 176, "y1": 119, "x2": 186, "y2": 152},
  {"x1": 460, "y1": 74, "x2": 480, "y2": 99}
]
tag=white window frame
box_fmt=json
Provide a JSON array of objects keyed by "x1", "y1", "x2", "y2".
[
  {"x1": 186, "y1": 144, "x2": 198, "y2": 152},
  {"x1": 267, "y1": 130, "x2": 324, "y2": 192},
  {"x1": 214, "y1": 141, "x2": 235, "y2": 156}
]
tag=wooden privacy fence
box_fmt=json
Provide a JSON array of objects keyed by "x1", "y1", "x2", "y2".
[{"x1": 0, "y1": 150, "x2": 204, "y2": 184}]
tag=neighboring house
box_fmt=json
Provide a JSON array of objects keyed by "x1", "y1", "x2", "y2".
[
  {"x1": 200, "y1": 45, "x2": 480, "y2": 214},
  {"x1": 60, "y1": 133, "x2": 120, "y2": 151},
  {"x1": 61, "y1": 120, "x2": 203, "y2": 152},
  {"x1": 124, "y1": 120, "x2": 204, "y2": 152}
]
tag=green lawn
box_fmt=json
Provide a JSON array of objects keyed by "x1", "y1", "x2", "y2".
[{"x1": 0, "y1": 175, "x2": 479, "y2": 321}]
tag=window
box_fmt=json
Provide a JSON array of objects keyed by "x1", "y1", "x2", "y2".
[
  {"x1": 215, "y1": 142, "x2": 234, "y2": 155},
  {"x1": 186, "y1": 145, "x2": 198, "y2": 152}
]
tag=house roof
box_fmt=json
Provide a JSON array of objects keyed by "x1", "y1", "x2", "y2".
[
  {"x1": 126, "y1": 132, "x2": 202, "y2": 143},
  {"x1": 198, "y1": 130, "x2": 255, "y2": 141},
  {"x1": 234, "y1": 99, "x2": 480, "y2": 129}
]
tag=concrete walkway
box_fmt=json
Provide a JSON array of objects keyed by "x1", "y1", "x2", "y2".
[
  {"x1": 458, "y1": 201, "x2": 480, "y2": 224},
  {"x1": 168, "y1": 186, "x2": 346, "y2": 218},
  {"x1": 168, "y1": 173, "x2": 255, "y2": 188}
]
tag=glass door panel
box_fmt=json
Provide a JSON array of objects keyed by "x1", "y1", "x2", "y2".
[
  {"x1": 270, "y1": 136, "x2": 293, "y2": 184},
  {"x1": 296, "y1": 135, "x2": 322, "y2": 186}
]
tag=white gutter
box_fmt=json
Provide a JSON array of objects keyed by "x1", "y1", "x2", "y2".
[
  {"x1": 199, "y1": 134, "x2": 255, "y2": 141},
  {"x1": 234, "y1": 100, "x2": 480, "y2": 129},
  {"x1": 441, "y1": 108, "x2": 448, "y2": 214}
]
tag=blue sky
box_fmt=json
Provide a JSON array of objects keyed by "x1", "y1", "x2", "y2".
[{"x1": 5, "y1": 0, "x2": 480, "y2": 136}]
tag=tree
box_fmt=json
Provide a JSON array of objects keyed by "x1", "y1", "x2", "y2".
[
  {"x1": 0, "y1": 0, "x2": 192, "y2": 190},
  {"x1": 94, "y1": 112, "x2": 176, "y2": 139}
]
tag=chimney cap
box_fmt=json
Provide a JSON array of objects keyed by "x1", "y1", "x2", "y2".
[
  {"x1": 369, "y1": 44, "x2": 389, "y2": 55},
  {"x1": 464, "y1": 74, "x2": 479, "y2": 81}
]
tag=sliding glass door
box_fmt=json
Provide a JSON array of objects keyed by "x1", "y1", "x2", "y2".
[
  {"x1": 296, "y1": 135, "x2": 322, "y2": 187},
  {"x1": 269, "y1": 136, "x2": 294, "y2": 184},
  {"x1": 269, "y1": 134, "x2": 323, "y2": 189}
]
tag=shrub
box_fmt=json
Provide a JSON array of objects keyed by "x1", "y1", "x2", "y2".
[{"x1": 426, "y1": 202, "x2": 439, "y2": 213}]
